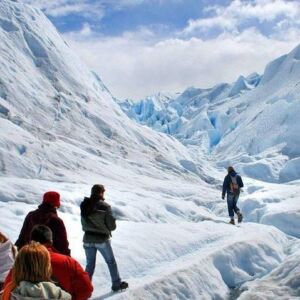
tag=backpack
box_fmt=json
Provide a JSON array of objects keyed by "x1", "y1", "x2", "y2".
[{"x1": 230, "y1": 176, "x2": 240, "y2": 196}]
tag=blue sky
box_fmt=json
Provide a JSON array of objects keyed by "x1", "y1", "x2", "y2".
[
  {"x1": 24, "y1": 0, "x2": 300, "y2": 99},
  {"x1": 26, "y1": 0, "x2": 232, "y2": 37}
]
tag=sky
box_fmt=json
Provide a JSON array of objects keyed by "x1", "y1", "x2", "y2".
[{"x1": 24, "y1": 0, "x2": 300, "y2": 100}]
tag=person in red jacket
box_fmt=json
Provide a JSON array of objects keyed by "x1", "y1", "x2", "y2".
[
  {"x1": 5, "y1": 225, "x2": 93, "y2": 300},
  {"x1": 15, "y1": 191, "x2": 71, "y2": 256}
]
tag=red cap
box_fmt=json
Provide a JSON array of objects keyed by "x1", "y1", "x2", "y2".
[{"x1": 43, "y1": 191, "x2": 61, "y2": 208}]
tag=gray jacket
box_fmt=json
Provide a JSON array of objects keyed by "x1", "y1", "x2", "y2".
[{"x1": 81, "y1": 199, "x2": 116, "y2": 244}]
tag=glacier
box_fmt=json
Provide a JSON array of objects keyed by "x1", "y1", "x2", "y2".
[
  {"x1": 119, "y1": 51, "x2": 300, "y2": 184},
  {"x1": 0, "y1": 1, "x2": 300, "y2": 299}
]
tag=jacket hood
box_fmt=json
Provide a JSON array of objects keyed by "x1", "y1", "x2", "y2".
[
  {"x1": 11, "y1": 281, "x2": 71, "y2": 300},
  {"x1": 32, "y1": 203, "x2": 57, "y2": 224},
  {"x1": 38, "y1": 202, "x2": 57, "y2": 213},
  {"x1": 229, "y1": 170, "x2": 237, "y2": 176},
  {"x1": 80, "y1": 197, "x2": 90, "y2": 215},
  {"x1": 80, "y1": 197, "x2": 100, "y2": 217}
]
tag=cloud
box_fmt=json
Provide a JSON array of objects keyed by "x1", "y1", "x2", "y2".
[
  {"x1": 25, "y1": 0, "x2": 300, "y2": 100},
  {"x1": 65, "y1": 25, "x2": 299, "y2": 100},
  {"x1": 183, "y1": 0, "x2": 300, "y2": 34},
  {"x1": 23, "y1": 0, "x2": 177, "y2": 18},
  {"x1": 23, "y1": 0, "x2": 105, "y2": 18}
]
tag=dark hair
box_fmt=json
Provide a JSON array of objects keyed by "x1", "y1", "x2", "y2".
[
  {"x1": 91, "y1": 184, "x2": 105, "y2": 195},
  {"x1": 30, "y1": 225, "x2": 53, "y2": 245},
  {"x1": 227, "y1": 166, "x2": 235, "y2": 174},
  {"x1": 81, "y1": 184, "x2": 105, "y2": 217}
]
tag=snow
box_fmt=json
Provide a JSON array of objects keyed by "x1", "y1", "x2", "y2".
[
  {"x1": 90, "y1": 223, "x2": 290, "y2": 300},
  {"x1": 239, "y1": 248, "x2": 300, "y2": 300},
  {"x1": 279, "y1": 157, "x2": 300, "y2": 182},
  {"x1": 0, "y1": 1, "x2": 300, "y2": 299}
]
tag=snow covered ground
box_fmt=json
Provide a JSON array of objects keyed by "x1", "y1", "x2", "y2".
[
  {"x1": 2, "y1": 175, "x2": 300, "y2": 300},
  {"x1": 0, "y1": 1, "x2": 300, "y2": 299},
  {"x1": 1, "y1": 176, "x2": 299, "y2": 300},
  {"x1": 239, "y1": 248, "x2": 300, "y2": 300}
]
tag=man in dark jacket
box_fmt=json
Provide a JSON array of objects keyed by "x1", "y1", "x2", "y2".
[
  {"x1": 81, "y1": 184, "x2": 128, "y2": 292},
  {"x1": 222, "y1": 166, "x2": 244, "y2": 225},
  {"x1": 5, "y1": 225, "x2": 93, "y2": 300},
  {"x1": 15, "y1": 191, "x2": 71, "y2": 255}
]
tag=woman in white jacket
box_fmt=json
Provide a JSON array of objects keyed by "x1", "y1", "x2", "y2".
[{"x1": 0, "y1": 232, "x2": 15, "y2": 292}]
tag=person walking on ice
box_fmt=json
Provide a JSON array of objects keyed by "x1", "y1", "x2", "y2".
[
  {"x1": 222, "y1": 166, "x2": 244, "y2": 225},
  {"x1": 80, "y1": 184, "x2": 128, "y2": 292},
  {"x1": 15, "y1": 191, "x2": 71, "y2": 256}
]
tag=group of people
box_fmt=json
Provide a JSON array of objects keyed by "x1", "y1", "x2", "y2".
[
  {"x1": 0, "y1": 167, "x2": 243, "y2": 299},
  {"x1": 0, "y1": 185, "x2": 128, "y2": 300}
]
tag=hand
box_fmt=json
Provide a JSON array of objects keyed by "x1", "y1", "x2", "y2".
[{"x1": 222, "y1": 195, "x2": 225, "y2": 200}]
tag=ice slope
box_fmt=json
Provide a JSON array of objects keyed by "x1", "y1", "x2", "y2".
[
  {"x1": 91, "y1": 222, "x2": 291, "y2": 300},
  {"x1": 240, "y1": 178, "x2": 300, "y2": 238},
  {"x1": 239, "y1": 248, "x2": 300, "y2": 300},
  {"x1": 0, "y1": 0, "x2": 210, "y2": 186},
  {"x1": 120, "y1": 47, "x2": 300, "y2": 183},
  {"x1": 1, "y1": 1, "x2": 300, "y2": 300}
]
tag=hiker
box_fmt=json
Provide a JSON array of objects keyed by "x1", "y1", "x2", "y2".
[
  {"x1": 15, "y1": 191, "x2": 71, "y2": 256},
  {"x1": 0, "y1": 232, "x2": 16, "y2": 293},
  {"x1": 4, "y1": 225, "x2": 93, "y2": 300},
  {"x1": 80, "y1": 184, "x2": 128, "y2": 292},
  {"x1": 222, "y1": 166, "x2": 244, "y2": 225},
  {"x1": 31, "y1": 225, "x2": 93, "y2": 300},
  {"x1": 1, "y1": 242, "x2": 71, "y2": 300}
]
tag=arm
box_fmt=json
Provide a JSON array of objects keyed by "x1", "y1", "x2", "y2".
[
  {"x1": 50, "y1": 218, "x2": 71, "y2": 256},
  {"x1": 238, "y1": 176, "x2": 244, "y2": 188},
  {"x1": 70, "y1": 260, "x2": 93, "y2": 300},
  {"x1": 105, "y1": 207, "x2": 116, "y2": 231},
  {"x1": 15, "y1": 214, "x2": 31, "y2": 249},
  {"x1": 222, "y1": 176, "x2": 228, "y2": 199}
]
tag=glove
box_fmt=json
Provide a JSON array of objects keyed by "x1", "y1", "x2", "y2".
[{"x1": 222, "y1": 195, "x2": 225, "y2": 200}]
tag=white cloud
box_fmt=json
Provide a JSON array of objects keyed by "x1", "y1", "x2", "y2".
[
  {"x1": 184, "y1": 0, "x2": 300, "y2": 34},
  {"x1": 23, "y1": 0, "x2": 176, "y2": 17},
  {"x1": 79, "y1": 23, "x2": 93, "y2": 36},
  {"x1": 48, "y1": 3, "x2": 104, "y2": 18},
  {"x1": 65, "y1": 26, "x2": 299, "y2": 100},
  {"x1": 23, "y1": 0, "x2": 105, "y2": 18},
  {"x1": 25, "y1": 0, "x2": 300, "y2": 100}
]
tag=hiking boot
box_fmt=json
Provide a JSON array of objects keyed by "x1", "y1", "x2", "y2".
[
  {"x1": 112, "y1": 281, "x2": 129, "y2": 292},
  {"x1": 229, "y1": 219, "x2": 235, "y2": 225},
  {"x1": 237, "y1": 212, "x2": 243, "y2": 223}
]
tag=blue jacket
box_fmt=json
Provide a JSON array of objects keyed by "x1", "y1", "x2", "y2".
[{"x1": 222, "y1": 171, "x2": 244, "y2": 198}]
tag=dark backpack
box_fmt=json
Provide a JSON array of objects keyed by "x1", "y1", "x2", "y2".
[{"x1": 230, "y1": 176, "x2": 240, "y2": 196}]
